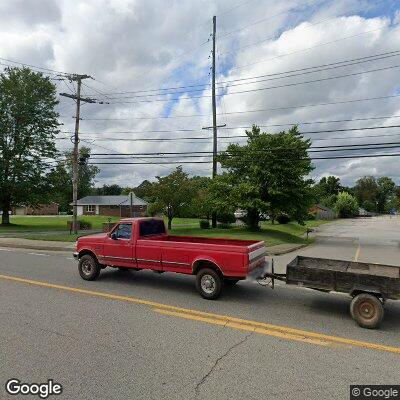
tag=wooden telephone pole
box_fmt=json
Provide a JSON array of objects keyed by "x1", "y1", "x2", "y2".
[
  {"x1": 60, "y1": 74, "x2": 93, "y2": 234},
  {"x1": 211, "y1": 15, "x2": 218, "y2": 228}
]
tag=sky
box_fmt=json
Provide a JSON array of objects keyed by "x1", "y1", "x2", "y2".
[{"x1": 1, "y1": 0, "x2": 400, "y2": 187}]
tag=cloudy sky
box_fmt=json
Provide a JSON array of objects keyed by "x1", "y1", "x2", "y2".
[{"x1": 1, "y1": 0, "x2": 400, "y2": 187}]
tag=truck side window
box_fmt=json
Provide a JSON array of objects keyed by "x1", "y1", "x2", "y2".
[
  {"x1": 115, "y1": 223, "x2": 132, "y2": 239},
  {"x1": 139, "y1": 220, "x2": 166, "y2": 236}
]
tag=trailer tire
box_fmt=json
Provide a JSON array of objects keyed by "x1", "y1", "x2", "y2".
[
  {"x1": 350, "y1": 293, "x2": 384, "y2": 329},
  {"x1": 196, "y1": 268, "x2": 222, "y2": 300},
  {"x1": 78, "y1": 254, "x2": 101, "y2": 281},
  {"x1": 224, "y1": 279, "x2": 239, "y2": 286}
]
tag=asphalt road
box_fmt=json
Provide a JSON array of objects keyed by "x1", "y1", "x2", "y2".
[{"x1": 0, "y1": 216, "x2": 399, "y2": 400}]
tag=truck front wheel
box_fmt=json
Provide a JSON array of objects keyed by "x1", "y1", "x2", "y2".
[
  {"x1": 196, "y1": 268, "x2": 222, "y2": 300},
  {"x1": 350, "y1": 293, "x2": 384, "y2": 329},
  {"x1": 78, "y1": 254, "x2": 101, "y2": 281}
]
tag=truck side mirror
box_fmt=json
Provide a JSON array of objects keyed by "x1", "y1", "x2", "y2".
[{"x1": 111, "y1": 232, "x2": 118, "y2": 240}]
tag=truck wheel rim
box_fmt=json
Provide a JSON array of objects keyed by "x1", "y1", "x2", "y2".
[
  {"x1": 201, "y1": 275, "x2": 216, "y2": 294},
  {"x1": 82, "y1": 260, "x2": 93, "y2": 275},
  {"x1": 358, "y1": 301, "x2": 375, "y2": 320}
]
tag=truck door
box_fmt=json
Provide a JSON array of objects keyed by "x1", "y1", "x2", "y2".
[
  {"x1": 102, "y1": 222, "x2": 136, "y2": 268},
  {"x1": 135, "y1": 220, "x2": 163, "y2": 271}
]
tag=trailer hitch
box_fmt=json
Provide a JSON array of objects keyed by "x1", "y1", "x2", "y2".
[{"x1": 257, "y1": 258, "x2": 287, "y2": 289}]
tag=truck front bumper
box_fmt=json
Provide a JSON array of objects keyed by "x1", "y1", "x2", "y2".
[
  {"x1": 248, "y1": 260, "x2": 270, "y2": 280},
  {"x1": 73, "y1": 252, "x2": 79, "y2": 260}
]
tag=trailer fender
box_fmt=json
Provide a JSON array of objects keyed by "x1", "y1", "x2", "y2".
[{"x1": 350, "y1": 285, "x2": 382, "y2": 298}]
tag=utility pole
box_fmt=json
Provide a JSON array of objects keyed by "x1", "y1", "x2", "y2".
[
  {"x1": 211, "y1": 15, "x2": 218, "y2": 228},
  {"x1": 60, "y1": 74, "x2": 93, "y2": 234}
]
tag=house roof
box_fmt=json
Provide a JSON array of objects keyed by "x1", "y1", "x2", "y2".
[
  {"x1": 76, "y1": 195, "x2": 147, "y2": 206},
  {"x1": 314, "y1": 204, "x2": 333, "y2": 212}
]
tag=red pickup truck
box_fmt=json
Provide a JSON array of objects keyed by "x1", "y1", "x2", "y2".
[{"x1": 74, "y1": 218, "x2": 268, "y2": 299}]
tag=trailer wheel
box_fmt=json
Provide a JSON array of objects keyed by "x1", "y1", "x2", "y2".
[
  {"x1": 196, "y1": 268, "x2": 222, "y2": 300},
  {"x1": 350, "y1": 293, "x2": 384, "y2": 329},
  {"x1": 224, "y1": 279, "x2": 239, "y2": 286},
  {"x1": 78, "y1": 254, "x2": 101, "y2": 281}
]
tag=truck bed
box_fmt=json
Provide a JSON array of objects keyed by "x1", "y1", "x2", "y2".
[{"x1": 286, "y1": 256, "x2": 400, "y2": 300}]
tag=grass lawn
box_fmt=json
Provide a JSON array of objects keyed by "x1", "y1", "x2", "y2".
[
  {"x1": 170, "y1": 220, "x2": 330, "y2": 247},
  {"x1": 0, "y1": 215, "x2": 330, "y2": 246}
]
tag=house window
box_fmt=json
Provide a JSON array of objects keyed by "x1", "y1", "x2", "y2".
[{"x1": 85, "y1": 205, "x2": 95, "y2": 213}]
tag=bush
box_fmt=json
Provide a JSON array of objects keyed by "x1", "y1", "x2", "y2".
[
  {"x1": 217, "y1": 222, "x2": 231, "y2": 229},
  {"x1": 79, "y1": 220, "x2": 92, "y2": 230},
  {"x1": 334, "y1": 191, "x2": 359, "y2": 218},
  {"x1": 217, "y1": 213, "x2": 236, "y2": 224},
  {"x1": 277, "y1": 214, "x2": 290, "y2": 224},
  {"x1": 199, "y1": 219, "x2": 210, "y2": 229}
]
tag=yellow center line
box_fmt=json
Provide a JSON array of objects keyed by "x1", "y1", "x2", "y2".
[{"x1": 0, "y1": 273, "x2": 399, "y2": 354}]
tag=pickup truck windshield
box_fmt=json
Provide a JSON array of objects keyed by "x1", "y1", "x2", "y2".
[{"x1": 139, "y1": 219, "x2": 166, "y2": 237}]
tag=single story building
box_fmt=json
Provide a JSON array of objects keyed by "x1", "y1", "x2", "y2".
[
  {"x1": 13, "y1": 203, "x2": 59, "y2": 216},
  {"x1": 75, "y1": 195, "x2": 147, "y2": 217},
  {"x1": 309, "y1": 204, "x2": 337, "y2": 220}
]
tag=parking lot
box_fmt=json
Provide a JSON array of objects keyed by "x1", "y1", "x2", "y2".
[{"x1": 1, "y1": 216, "x2": 399, "y2": 399}]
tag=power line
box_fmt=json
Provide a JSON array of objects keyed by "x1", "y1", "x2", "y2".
[
  {"x1": 56, "y1": 124, "x2": 400, "y2": 142},
  {"x1": 230, "y1": 26, "x2": 387, "y2": 71},
  {"x1": 87, "y1": 142, "x2": 400, "y2": 156},
  {"x1": 86, "y1": 153, "x2": 400, "y2": 165},
  {"x1": 80, "y1": 93, "x2": 400, "y2": 120},
  {"x1": 59, "y1": 115, "x2": 400, "y2": 135},
  {"x1": 93, "y1": 51, "x2": 400, "y2": 98}
]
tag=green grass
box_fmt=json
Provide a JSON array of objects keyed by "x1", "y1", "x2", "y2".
[
  {"x1": 170, "y1": 220, "x2": 329, "y2": 247},
  {"x1": 0, "y1": 215, "x2": 330, "y2": 246}
]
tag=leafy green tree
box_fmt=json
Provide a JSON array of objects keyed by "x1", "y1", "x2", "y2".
[
  {"x1": 334, "y1": 192, "x2": 359, "y2": 218},
  {"x1": 47, "y1": 146, "x2": 99, "y2": 213},
  {"x1": 376, "y1": 177, "x2": 395, "y2": 213},
  {"x1": 150, "y1": 166, "x2": 192, "y2": 229},
  {"x1": 314, "y1": 176, "x2": 342, "y2": 206},
  {"x1": 217, "y1": 125, "x2": 314, "y2": 228},
  {"x1": 124, "y1": 179, "x2": 154, "y2": 201},
  {"x1": 0, "y1": 68, "x2": 59, "y2": 224},
  {"x1": 92, "y1": 184, "x2": 123, "y2": 196},
  {"x1": 187, "y1": 176, "x2": 213, "y2": 219},
  {"x1": 354, "y1": 176, "x2": 378, "y2": 212}
]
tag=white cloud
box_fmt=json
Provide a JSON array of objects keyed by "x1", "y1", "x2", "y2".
[{"x1": 1, "y1": 0, "x2": 400, "y2": 186}]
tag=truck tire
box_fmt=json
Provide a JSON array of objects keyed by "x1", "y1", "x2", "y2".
[
  {"x1": 196, "y1": 268, "x2": 222, "y2": 300},
  {"x1": 78, "y1": 254, "x2": 101, "y2": 281},
  {"x1": 350, "y1": 293, "x2": 384, "y2": 329},
  {"x1": 224, "y1": 279, "x2": 239, "y2": 286}
]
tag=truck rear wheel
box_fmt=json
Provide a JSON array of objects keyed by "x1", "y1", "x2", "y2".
[
  {"x1": 350, "y1": 293, "x2": 384, "y2": 329},
  {"x1": 196, "y1": 268, "x2": 222, "y2": 300},
  {"x1": 78, "y1": 254, "x2": 101, "y2": 281}
]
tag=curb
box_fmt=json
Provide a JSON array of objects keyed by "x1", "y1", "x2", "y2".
[
  {"x1": 0, "y1": 242, "x2": 74, "y2": 252},
  {"x1": 266, "y1": 243, "x2": 309, "y2": 256}
]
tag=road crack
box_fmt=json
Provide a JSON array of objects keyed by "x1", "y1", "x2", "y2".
[{"x1": 195, "y1": 332, "x2": 252, "y2": 396}]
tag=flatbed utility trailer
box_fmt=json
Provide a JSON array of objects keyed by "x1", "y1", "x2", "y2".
[{"x1": 264, "y1": 256, "x2": 400, "y2": 329}]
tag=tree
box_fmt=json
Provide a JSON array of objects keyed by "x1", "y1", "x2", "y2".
[
  {"x1": 334, "y1": 192, "x2": 359, "y2": 218},
  {"x1": 376, "y1": 177, "x2": 395, "y2": 213},
  {"x1": 354, "y1": 176, "x2": 396, "y2": 213},
  {"x1": 92, "y1": 184, "x2": 123, "y2": 196},
  {"x1": 47, "y1": 146, "x2": 99, "y2": 213},
  {"x1": 0, "y1": 68, "x2": 59, "y2": 224},
  {"x1": 217, "y1": 125, "x2": 314, "y2": 229},
  {"x1": 187, "y1": 176, "x2": 213, "y2": 219},
  {"x1": 354, "y1": 176, "x2": 378, "y2": 212},
  {"x1": 150, "y1": 166, "x2": 192, "y2": 229}
]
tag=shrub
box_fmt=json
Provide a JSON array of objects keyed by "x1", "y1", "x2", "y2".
[
  {"x1": 334, "y1": 191, "x2": 359, "y2": 218},
  {"x1": 199, "y1": 219, "x2": 210, "y2": 229},
  {"x1": 79, "y1": 220, "x2": 92, "y2": 230},
  {"x1": 277, "y1": 214, "x2": 290, "y2": 224}
]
